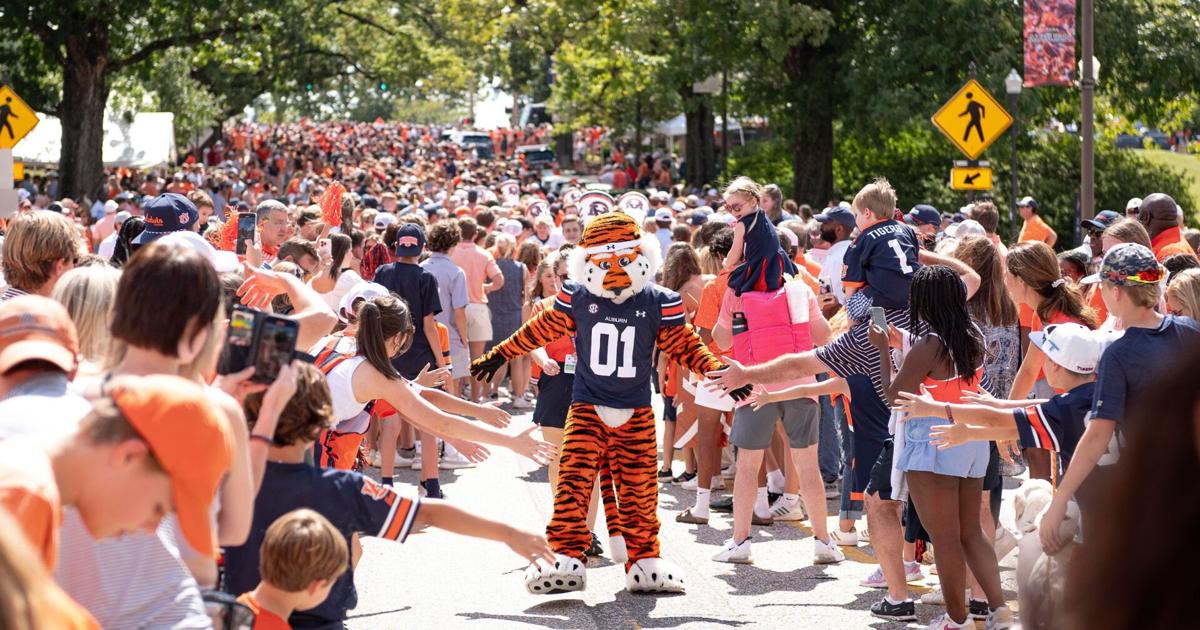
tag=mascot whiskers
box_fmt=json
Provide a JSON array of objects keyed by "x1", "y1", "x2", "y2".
[{"x1": 472, "y1": 203, "x2": 751, "y2": 594}]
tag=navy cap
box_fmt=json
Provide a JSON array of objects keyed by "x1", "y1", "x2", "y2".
[
  {"x1": 362, "y1": 195, "x2": 379, "y2": 209},
  {"x1": 907, "y1": 204, "x2": 941, "y2": 227},
  {"x1": 133, "y1": 193, "x2": 198, "y2": 245},
  {"x1": 814, "y1": 206, "x2": 857, "y2": 228},
  {"x1": 1081, "y1": 210, "x2": 1121, "y2": 232},
  {"x1": 688, "y1": 212, "x2": 709, "y2": 227},
  {"x1": 395, "y1": 223, "x2": 427, "y2": 257}
]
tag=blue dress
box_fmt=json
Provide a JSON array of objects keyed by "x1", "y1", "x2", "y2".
[{"x1": 728, "y1": 210, "x2": 798, "y2": 296}]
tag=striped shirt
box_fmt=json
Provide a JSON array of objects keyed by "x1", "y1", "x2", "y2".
[{"x1": 0, "y1": 285, "x2": 30, "y2": 301}]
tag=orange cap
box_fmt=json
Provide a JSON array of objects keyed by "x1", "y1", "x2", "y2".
[
  {"x1": 0, "y1": 295, "x2": 79, "y2": 375},
  {"x1": 109, "y1": 375, "x2": 233, "y2": 558},
  {"x1": 455, "y1": 206, "x2": 472, "y2": 217}
]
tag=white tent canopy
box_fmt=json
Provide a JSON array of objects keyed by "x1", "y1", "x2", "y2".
[
  {"x1": 13, "y1": 111, "x2": 176, "y2": 169},
  {"x1": 653, "y1": 114, "x2": 742, "y2": 137}
]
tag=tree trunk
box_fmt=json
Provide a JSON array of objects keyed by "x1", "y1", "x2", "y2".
[
  {"x1": 59, "y1": 31, "x2": 110, "y2": 203},
  {"x1": 791, "y1": 105, "x2": 834, "y2": 207},
  {"x1": 682, "y1": 91, "x2": 716, "y2": 188}
]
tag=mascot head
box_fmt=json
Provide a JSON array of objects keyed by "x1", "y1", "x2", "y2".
[{"x1": 569, "y1": 212, "x2": 661, "y2": 304}]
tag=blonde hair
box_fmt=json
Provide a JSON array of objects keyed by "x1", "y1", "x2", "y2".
[
  {"x1": 1117, "y1": 282, "x2": 1162, "y2": 309},
  {"x1": 0, "y1": 511, "x2": 88, "y2": 630},
  {"x1": 853, "y1": 177, "x2": 898, "y2": 219},
  {"x1": 1, "y1": 211, "x2": 81, "y2": 291},
  {"x1": 1104, "y1": 218, "x2": 1151, "y2": 248},
  {"x1": 723, "y1": 176, "x2": 763, "y2": 201},
  {"x1": 259, "y1": 509, "x2": 348, "y2": 592},
  {"x1": 51, "y1": 265, "x2": 122, "y2": 367},
  {"x1": 492, "y1": 232, "x2": 517, "y2": 259},
  {"x1": 1167, "y1": 268, "x2": 1200, "y2": 318}
]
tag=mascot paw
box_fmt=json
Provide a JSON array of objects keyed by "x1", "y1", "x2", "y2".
[
  {"x1": 626, "y1": 558, "x2": 686, "y2": 593},
  {"x1": 609, "y1": 535, "x2": 628, "y2": 564},
  {"x1": 469, "y1": 353, "x2": 506, "y2": 383},
  {"x1": 727, "y1": 383, "x2": 754, "y2": 402},
  {"x1": 525, "y1": 553, "x2": 587, "y2": 594}
]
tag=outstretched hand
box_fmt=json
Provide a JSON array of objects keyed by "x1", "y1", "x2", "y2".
[
  {"x1": 505, "y1": 527, "x2": 555, "y2": 566},
  {"x1": 237, "y1": 262, "x2": 290, "y2": 310},
  {"x1": 704, "y1": 358, "x2": 748, "y2": 392},
  {"x1": 510, "y1": 425, "x2": 558, "y2": 465},
  {"x1": 470, "y1": 353, "x2": 506, "y2": 384}
]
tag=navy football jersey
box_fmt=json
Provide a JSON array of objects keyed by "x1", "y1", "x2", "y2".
[
  {"x1": 841, "y1": 219, "x2": 921, "y2": 309},
  {"x1": 554, "y1": 280, "x2": 685, "y2": 408}
]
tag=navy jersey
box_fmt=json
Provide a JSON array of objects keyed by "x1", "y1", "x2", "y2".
[
  {"x1": 554, "y1": 281, "x2": 685, "y2": 408},
  {"x1": 841, "y1": 219, "x2": 921, "y2": 309},
  {"x1": 223, "y1": 462, "x2": 419, "y2": 629},
  {"x1": 1013, "y1": 381, "x2": 1095, "y2": 472}
]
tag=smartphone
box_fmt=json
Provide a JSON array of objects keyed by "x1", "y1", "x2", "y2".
[
  {"x1": 252, "y1": 314, "x2": 299, "y2": 384},
  {"x1": 236, "y1": 212, "x2": 257, "y2": 255},
  {"x1": 318, "y1": 238, "x2": 332, "y2": 258},
  {"x1": 868, "y1": 306, "x2": 888, "y2": 330},
  {"x1": 217, "y1": 307, "x2": 257, "y2": 376}
]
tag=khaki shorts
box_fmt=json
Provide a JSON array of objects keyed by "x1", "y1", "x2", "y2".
[{"x1": 466, "y1": 303, "x2": 493, "y2": 342}]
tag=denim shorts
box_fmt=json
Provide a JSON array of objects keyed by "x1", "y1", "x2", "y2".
[{"x1": 895, "y1": 417, "x2": 989, "y2": 478}]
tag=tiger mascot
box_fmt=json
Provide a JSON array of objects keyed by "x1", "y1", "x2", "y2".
[{"x1": 471, "y1": 211, "x2": 752, "y2": 594}]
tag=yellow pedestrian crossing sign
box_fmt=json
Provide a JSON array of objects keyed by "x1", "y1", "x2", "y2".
[
  {"x1": 0, "y1": 85, "x2": 39, "y2": 150},
  {"x1": 951, "y1": 166, "x2": 993, "y2": 190},
  {"x1": 931, "y1": 79, "x2": 1012, "y2": 160}
]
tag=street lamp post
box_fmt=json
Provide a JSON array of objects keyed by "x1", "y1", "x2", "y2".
[
  {"x1": 1005, "y1": 69, "x2": 1022, "y2": 243},
  {"x1": 1080, "y1": 0, "x2": 1096, "y2": 223}
]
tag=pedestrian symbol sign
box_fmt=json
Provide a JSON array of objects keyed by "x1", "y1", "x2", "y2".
[
  {"x1": 0, "y1": 85, "x2": 39, "y2": 150},
  {"x1": 931, "y1": 79, "x2": 1012, "y2": 160},
  {"x1": 950, "y1": 166, "x2": 993, "y2": 191}
]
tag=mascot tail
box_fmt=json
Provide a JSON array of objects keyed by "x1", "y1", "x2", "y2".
[{"x1": 598, "y1": 459, "x2": 628, "y2": 563}]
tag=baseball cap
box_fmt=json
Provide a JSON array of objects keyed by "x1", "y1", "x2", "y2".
[
  {"x1": 104, "y1": 200, "x2": 119, "y2": 215},
  {"x1": 654, "y1": 208, "x2": 673, "y2": 222},
  {"x1": 1125, "y1": 197, "x2": 1143, "y2": 213},
  {"x1": 108, "y1": 375, "x2": 233, "y2": 558},
  {"x1": 133, "y1": 193, "x2": 198, "y2": 245},
  {"x1": 1081, "y1": 210, "x2": 1122, "y2": 232},
  {"x1": 1029, "y1": 323, "x2": 1116, "y2": 374},
  {"x1": 1018, "y1": 196, "x2": 1038, "y2": 208},
  {"x1": 501, "y1": 219, "x2": 524, "y2": 236},
  {"x1": 1080, "y1": 243, "x2": 1165, "y2": 286},
  {"x1": 946, "y1": 219, "x2": 986, "y2": 239},
  {"x1": 0, "y1": 295, "x2": 79, "y2": 375},
  {"x1": 115, "y1": 210, "x2": 132, "y2": 224},
  {"x1": 338, "y1": 281, "x2": 390, "y2": 323},
  {"x1": 361, "y1": 195, "x2": 379, "y2": 209},
  {"x1": 156, "y1": 230, "x2": 240, "y2": 274},
  {"x1": 394, "y1": 223, "x2": 426, "y2": 257},
  {"x1": 814, "y1": 206, "x2": 857, "y2": 228},
  {"x1": 688, "y1": 212, "x2": 709, "y2": 227},
  {"x1": 374, "y1": 212, "x2": 397, "y2": 230},
  {"x1": 907, "y1": 204, "x2": 941, "y2": 227}
]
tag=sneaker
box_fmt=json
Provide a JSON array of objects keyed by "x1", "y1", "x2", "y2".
[
  {"x1": 751, "y1": 512, "x2": 774, "y2": 527},
  {"x1": 985, "y1": 605, "x2": 1015, "y2": 630},
  {"x1": 675, "y1": 508, "x2": 709, "y2": 524},
  {"x1": 439, "y1": 449, "x2": 474, "y2": 469},
  {"x1": 829, "y1": 528, "x2": 858, "y2": 546},
  {"x1": 709, "y1": 496, "x2": 734, "y2": 513},
  {"x1": 870, "y1": 598, "x2": 916, "y2": 622},
  {"x1": 657, "y1": 468, "x2": 674, "y2": 481},
  {"x1": 584, "y1": 533, "x2": 604, "y2": 557},
  {"x1": 680, "y1": 475, "x2": 699, "y2": 490},
  {"x1": 720, "y1": 465, "x2": 736, "y2": 480},
  {"x1": 712, "y1": 537, "x2": 752, "y2": 564},
  {"x1": 862, "y1": 561, "x2": 923, "y2": 588},
  {"x1": 510, "y1": 397, "x2": 533, "y2": 410},
  {"x1": 709, "y1": 476, "x2": 726, "y2": 491},
  {"x1": 969, "y1": 599, "x2": 990, "y2": 620},
  {"x1": 920, "y1": 588, "x2": 967, "y2": 607},
  {"x1": 768, "y1": 496, "x2": 807, "y2": 521},
  {"x1": 672, "y1": 471, "x2": 696, "y2": 485},
  {"x1": 368, "y1": 450, "x2": 381, "y2": 468},
  {"x1": 824, "y1": 480, "x2": 841, "y2": 498},
  {"x1": 394, "y1": 448, "x2": 416, "y2": 467},
  {"x1": 767, "y1": 490, "x2": 781, "y2": 506},
  {"x1": 813, "y1": 538, "x2": 845, "y2": 564},
  {"x1": 925, "y1": 612, "x2": 971, "y2": 629}
]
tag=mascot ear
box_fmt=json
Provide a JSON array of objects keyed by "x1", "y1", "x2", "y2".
[
  {"x1": 639, "y1": 232, "x2": 662, "y2": 277},
  {"x1": 567, "y1": 245, "x2": 589, "y2": 284}
]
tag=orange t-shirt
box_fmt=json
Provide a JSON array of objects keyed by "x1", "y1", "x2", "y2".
[
  {"x1": 1020, "y1": 304, "x2": 1089, "y2": 384},
  {"x1": 1087, "y1": 284, "x2": 1108, "y2": 324},
  {"x1": 693, "y1": 268, "x2": 731, "y2": 357},
  {"x1": 435, "y1": 321, "x2": 451, "y2": 367},
  {"x1": 236, "y1": 593, "x2": 292, "y2": 630},
  {"x1": 1018, "y1": 214, "x2": 1055, "y2": 245},
  {"x1": 1151, "y1": 226, "x2": 1197, "y2": 262},
  {"x1": 0, "y1": 440, "x2": 62, "y2": 571}
]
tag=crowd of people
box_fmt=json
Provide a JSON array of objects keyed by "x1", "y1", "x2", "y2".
[{"x1": 2, "y1": 118, "x2": 1199, "y2": 630}]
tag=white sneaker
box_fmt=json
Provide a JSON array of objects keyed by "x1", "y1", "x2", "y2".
[
  {"x1": 813, "y1": 538, "x2": 845, "y2": 564},
  {"x1": 394, "y1": 449, "x2": 416, "y2": 467},
  {"x1": 439, "y1": 447, "x2": 474, "y2": 469},
  {"x1": 985, "y1": 605, "x2": 1015, "y2": 630},
  {"x1": 720, "y1": 466, "x2": 736, "y2": 480},
  {"x1": 925, "y1": 612, "x2": 971, "y2": 629},
  {"x1": 368, "y1": 450, "x2": 381, "y2": 468},
  {"x1": 680, "y1": 475, "x2": 698, "y2": 490},
  {"x1": 919, "y1": 588, "x2": 968, "y2": 607},
  {"x1": 712, "y1": 537, "x2": 752, "y2": 564},
  {"x1": 829, "y1": 528, "x2": 858, "y2": 546},
  {"x1": 511, "y1": 397, "x2": 533, "y2": 410},
  {"x1": 768, "y1": 496, "x2": 807, "y2": 521},
  {"x1": 862, "y1": 561, "x2": 924, "y2": 588},
  {"x1": 709, "y1": 476, "x2": 726, "y2": 491}
]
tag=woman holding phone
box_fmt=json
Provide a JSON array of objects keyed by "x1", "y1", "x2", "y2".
[{"x1": 310, "y1": 232, "x2": 364, "y2": 310}]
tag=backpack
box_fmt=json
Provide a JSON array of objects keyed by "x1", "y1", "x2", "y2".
[{"x1": 730, "y1": 281, "x2": 814, "y2": 367}]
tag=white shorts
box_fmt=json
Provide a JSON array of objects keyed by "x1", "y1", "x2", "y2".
[{"x1": 466, "y1": 303, "x2": 493, "y2": 342}]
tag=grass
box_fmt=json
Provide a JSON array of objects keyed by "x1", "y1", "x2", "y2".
[{"x1": 1132, "y1": 149, "x2": 1200, "y2": 208}]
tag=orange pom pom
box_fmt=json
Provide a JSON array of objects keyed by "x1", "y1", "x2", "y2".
[
  {"x1": 320, "y1": 182, "x2": 346, "y2": 227},
  {"x1": 216, "y1": 205, "x2": 239, "y2": 252}
]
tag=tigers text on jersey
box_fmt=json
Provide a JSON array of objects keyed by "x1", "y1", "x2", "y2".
[
  {"x1": 554, "y1": 281, "x2": 685, "y2": 408},
  {"x1": 841, "y1": 219, "x2": 921, "y2": 309}
]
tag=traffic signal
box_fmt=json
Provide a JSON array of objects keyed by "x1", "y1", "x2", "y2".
[
  {"x1": 305, "y1": 82, "x2": 314, "y2": 92},
  {"x1": 379, "y1": 82, "x2": 389, "y2": 92}
]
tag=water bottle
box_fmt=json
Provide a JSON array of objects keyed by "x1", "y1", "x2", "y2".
[{"x1": 732, "y1": 312, "x2": 749, "y2": 336}]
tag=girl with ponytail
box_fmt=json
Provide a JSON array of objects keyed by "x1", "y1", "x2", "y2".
[{"x1": 317, "y1": 294, "x2": 556, "y2": 489}]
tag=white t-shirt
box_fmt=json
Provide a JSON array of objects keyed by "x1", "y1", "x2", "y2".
[
  {"x1": 314, "y1": 269, "x2": 364, "y2": 311},
  {"x1": 818, "y1": 239, "x2": 852, "y2": 305},
  {"x1": 97, "y1": 231, "x2": 120, "y2": 259}
]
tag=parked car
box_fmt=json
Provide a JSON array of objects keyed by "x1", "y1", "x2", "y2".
[
  {"x1": 448, "y1": 131, "x2": 494, "y2": 159},
  {"x1": 516, "y1": 144, "x2": 556, "y2": 176},
  {"x1": 1115, "y1": 130, "x2": 1170, "y2": 150}
]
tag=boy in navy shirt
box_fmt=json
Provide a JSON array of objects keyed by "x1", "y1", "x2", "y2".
[
  {"x1": 1044, "y1": 244, "x2": 1199, "y2": 552},
  {"x1": 224, "y1": 363, "x2": 553, "y2": 630}
]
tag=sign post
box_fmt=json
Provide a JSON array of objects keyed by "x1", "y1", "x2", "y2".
[{"x1": 0, "y1": 83, "x2": 40, "y2": 218}]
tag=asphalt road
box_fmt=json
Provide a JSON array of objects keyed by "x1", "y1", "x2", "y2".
[{"x1": 348, "y1": 405, "x2": 1020, "y2": 629}]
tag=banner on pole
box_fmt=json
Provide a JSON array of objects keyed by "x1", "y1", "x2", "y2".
[{"x1": 1023, "y1": 0, "x2": 1076, "y2": 87}]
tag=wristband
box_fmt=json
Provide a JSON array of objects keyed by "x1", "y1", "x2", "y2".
[
  {"x1": 249, "y1": 433, "x2": 274, "y2": 446},
  {"x1": 944, "y1": 404, "x2": 955, "y2": 424}
]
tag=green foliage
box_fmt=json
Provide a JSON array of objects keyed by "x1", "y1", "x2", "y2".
[{"x1": 725, "y1": 137, "x2": 795, "y2": 198}]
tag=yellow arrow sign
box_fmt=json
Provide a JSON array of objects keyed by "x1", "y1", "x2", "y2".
[
  {"x1": 12, "y1": 162, "x2": 24, "y2": 181},
  {"x1": 951, "y1": 166, "x2": 993, "y2": 190},
  {"x1": 0, "y1": 85, "x2": 39, "y2": 150},
  {"x1": 931, "y1": 79, "x2": 1012, "y2": 160}
]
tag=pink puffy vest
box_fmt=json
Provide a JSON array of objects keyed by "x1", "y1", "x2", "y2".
[{"x1": 730, "y1": 282, "x2": 816, "y2": 393}]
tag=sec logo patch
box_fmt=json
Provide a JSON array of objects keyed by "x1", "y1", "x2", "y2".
[{"x1": 588, "y1": 304, "x2": 599, "y2": 314}]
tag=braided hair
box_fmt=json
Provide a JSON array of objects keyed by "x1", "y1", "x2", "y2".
[{"x1": 909, "y1": 264, "x2": 983, "y2": 385}]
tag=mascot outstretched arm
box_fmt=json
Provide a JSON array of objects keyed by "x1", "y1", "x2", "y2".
[{"x1": 471, "y1": 212, "x2": 751, "y2": 595}]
